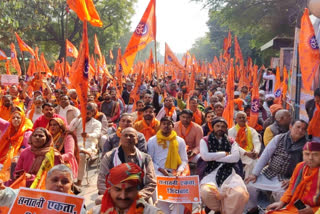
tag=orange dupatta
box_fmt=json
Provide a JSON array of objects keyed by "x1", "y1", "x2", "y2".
[
  {"x1": 193, "y1": 109, "x2": 203, "y2": 125},
  {"x1": 135, "y1": 111, "x2": 143, "y2": 123},
  {"x1": 179, "y1": 121, "x2": 193, "y2": 141},
  {"x1": 308, "y1": 104, "x2": 320, "y2": 137},
  {"x1": 0, "y1": 111, "x2": 33, "y2": 181},
  {"x1": 207, "y1": 122, "x2": 213, "y2": 136},
  {"x1": 140, "y1": 118, "x2": 157, "y2": 141},
  {"x1": 165, "y1": 106, "x2": 175, "y2": 117}
]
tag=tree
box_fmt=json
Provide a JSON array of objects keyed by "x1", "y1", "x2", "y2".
[{"x1": 0, "y1": 0, "x2": 137, "y2": 62}]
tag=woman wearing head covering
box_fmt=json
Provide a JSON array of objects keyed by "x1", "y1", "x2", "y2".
[
  {"x1": 13, "y1": 127, "x2": 62, "y2": 187},
  {"x1": 48, "y1": 118, "x2": 79, "y2": 179},
  {"x1": 0, "y1": 111, "x2": 33, "y2": 181}
]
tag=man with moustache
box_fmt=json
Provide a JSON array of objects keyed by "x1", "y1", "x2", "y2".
[
  {"x1": 156, "y1": 96, "x2": 178, "y2": 122},
  {"x1": 33, "y1": 103, "x2": 67, "y2": 129}
]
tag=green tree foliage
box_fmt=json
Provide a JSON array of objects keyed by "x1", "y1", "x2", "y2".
[{"x1": 0, "y1": 0, "x2": 137, "y2": 61}]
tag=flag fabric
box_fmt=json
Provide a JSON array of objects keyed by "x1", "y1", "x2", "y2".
[
  {"x1": 30, "y1": 147, "x2": 55, "y2": 189},
  {"x1": 27, "y1": 58, "x2": 36, "y2": 76},
  {"x1": 165, "y1": 43, "x2": 185, "y2": 70},
  {"x1": 10, "y1": 43, "x2": 22, "y2": 75},
  {"x1": 234, "y1": 35, "x2": 243, "y2": 64},
  {"x1": 69, "y1": 21, "x2": 89, "y2": 136},
  {"x1": 299, "y1": 8, "x2": 320, "y2": 91},
  {"x1": 66, "y1": 39, "x2": 79, "y2": 58},
  {"x1": 40, "y1": 53, "x2": 51, "y2": 74},
  {"x1": 15, "y1": 32, "x2": 35, "y2": 56},
  {"x1": 94, "y1": 34, "x2": 102, "y2": 60},
  {"x1": 273, "y1": 67, "x2": 282, "y2": 104},
  {"x1": 282, "y1": 66, "x2": 289, "y2": 102},
  {"x1": 67, "y1": 0, "x2": 103, "y2": 27},
  {"x1": 223, "y1": 31, "x2": 232, "y2": 60},
  {"x1": 5, "y1": 60, "x2": 11, "y2": 75},
  {"x1": 222, "y1": 59, "x2": 234, "y2": 128},
  {"x1": 249, "y1": 65, "x2": 259, "y2": 127},
  {"x1": 0, "y1": 49, "x2": 7, "y2": 60},
  {"x1": 121, "y1": 0, "x2": 156, "y2": 75},
  {"x1": 147, "y1": 48, "x2": 155, "y2": 80},
  {"x1": 109, "y1": 49, "x2": 114, "y2": 60}
]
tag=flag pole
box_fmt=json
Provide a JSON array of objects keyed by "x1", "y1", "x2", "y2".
[
  {"x1": 64, "y1": 5, "x2": 69, "y2": 80},
  {"x1": 153, "y1": 41, "x2": 159, "y2": 86}
]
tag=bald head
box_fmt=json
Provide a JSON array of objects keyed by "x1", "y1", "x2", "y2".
[
  {"x1": 275, "y1": 109, "x2": 291, "y2": 126},
  {"x1": 120, "y1": 127, "x2": 138, "y2": 148}
]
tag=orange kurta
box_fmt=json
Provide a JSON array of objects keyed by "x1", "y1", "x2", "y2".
[{"x1": 133, "y1": 118, "x2": 160, "y2": 142}]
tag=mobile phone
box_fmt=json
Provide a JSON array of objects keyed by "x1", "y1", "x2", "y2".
[{"x1": 294, "y1": 199, "x2": 306, "y2": 210}]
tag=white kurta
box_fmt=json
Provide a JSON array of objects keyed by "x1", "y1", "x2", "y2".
[{"x1": 156, "y1": 107, "x2": 177, "y2": 122}]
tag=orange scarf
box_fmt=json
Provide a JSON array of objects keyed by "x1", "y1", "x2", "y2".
[
  {"x1": 207, "y1": 122, "x2": 213, "y2": 136},
  {"x1": 28, "y1": 105, "x2": 35, "y2": 120},
  {"x1": 193, "y1": 109, "x2": 202, "y2": 125},
  {"x1": 135, "y1": 111, "x2": 143, "y2": 123},
  {"x1": 0, "y1": 111, "x2": 33, "y2": 181},
  {"x1": 140, "y1": 118, "x2": 157, "y2": 141},
  {"x1": 179, "y1": 121, "x2": 193, "y2": 140},
  {"x1": 165, "y1": 106, "x2": 175, "y2": 117},
  {"x1": 308, "y1": 104, "x2": 320, "y2": 137},
  {"x1": 116, "y1": 127, "x2": 122, "y2": 138}
]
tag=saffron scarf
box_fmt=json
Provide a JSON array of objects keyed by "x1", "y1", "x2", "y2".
[
  {"x1": 165, "y1": 106, "x2": 175, "y2": 117},
  {"x1": 193, "y1": 109, "x2": 203, "y2": 125},
  {"x1": 0, "y1": 111, "x2": 33, "y2": 181},
  {"x1": 135, "y1": 111, "x2": 143, "y2": 123},
  {"x1": 179, "y1": 121, "x2": 193, "y2": 140},
  {"x1": 100, "y1": 163, "x2": 144, "y2": 214},
  {"x1": 140, "y1": 118, "x2": 157, "y2": 141},
  {"x1": 116, "y1": 127, "x2": 122, "y2": 138},
  {"x1": 207, "y1": 122, "x2": 213, "y2": 136},
  {"x1": 235, "y1": 124, "x2": 253, "y2": 152},
  {"x1": 156, "y1": 130, "x2": 182, "y2": 170},
  {"x1": 308, "y1": 104, "x2": 320, "y2": 137}
]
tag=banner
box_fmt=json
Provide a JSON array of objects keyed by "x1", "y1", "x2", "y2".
[
  {"x1": 1, "y1": 75, "x2": 19, "y2": 86},
  {"x1": 156, "y1": 175, "x2": 200, "y2": 203},
  {"x1": 8, "y1": 188, "x2": 84, "y2": 214}
]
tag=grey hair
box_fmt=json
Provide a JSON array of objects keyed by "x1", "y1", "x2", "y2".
[
  {"x1": 236, "y1": 111, "x2": 247, "y2": 117},
  {"x1": 275, "y1": 109, "x2": 291, "y2": 121},
  {"x1": 47, "y1": 164, "x2": 73, "y2": 179}
]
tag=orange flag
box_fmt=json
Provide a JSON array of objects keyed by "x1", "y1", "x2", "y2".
[
  {"x1": 66, "y1": 39, "x2": 79, "y2": 58},
  {"x1": 67, "y1": 0, "x2": 103, "y2": 27},
  {"x1": 15, "y1": 32, "x2": 35, "y2": 56},
  {"x1": 40, "y1": 53, "x2": 51, "y2": 74},
  {"x1": 94, "y1": 34, "x2": 102, "y2": 60},
  {"x1": 222, "y1": 59, "x2": 234, "y2": 128},
  {"x1": 10, "y1": 43, "x2": 22, "y2": 75},
  {"x1": 5, "y1": 59, "x2": 11, "y2": 75},
  {"x1": 234, "y1": 35, "x2": 243, "y2": 64},
  {"x1": 0, "y1": 49, "x2": 7, "y2": 60},
  {"x1": 165, "y1": 43, "x2": 185, "y2": 70},
  {"x1": 147, "y1": 48, "x2": 155, "y2": 80},
  {"x1": 69, "y1": 21, "x2": 89, "y2": 134},
  {"x1": 249, "y1": 65, "x2": 259, "y2": 127},
  {"x1": 109, "y1": 49, "x2": 114, "y2": 60},
  {"x1": 27, "y1": 58, "x2": 36, "y2": 76},
  {"x1": 282, "y1": 66, "x2": 289, "y2": 102},
  {"x1": 223, "y1": 31, "x2": 232, "y2": 60},
  {"x1": 121, "y1": 0, "x2": 156, "y2": 75},
  {"x1": 299, "y1": 8, "x2": 320, "y2": 91}
]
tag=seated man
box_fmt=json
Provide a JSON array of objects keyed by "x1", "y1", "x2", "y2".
[
  {"x1": 103, "y1": 113, "x2": 147, "y2": 154},
  {"x1": 202, "y1": 110, "x2": 216, "y2": 136},
  {"x1": 94, "y1": 163, "x2": 162, "y2": 213},
  {"x1": 266, "y1": 141, "x2": 320, "y2": 214},
  {"x1": 147, "y1": 117, "x2": 188, "y2": 214},
  {"x1": 0, "y1": 164, "x2": 86, "y2": 214},
  {"x1": 245, "y1": 120, "x2": 308, "y2": 213},
  {"x1": 228, "y1": 111, "x2": 261, "y2": 178},
  {"x1": 200, "y1": 117, "x2": 249, "y2": 214},
  {"x1": 131, "y1": 100, "x2": 145, "y2": 122},
  {"x1": 33, "y1": 103, "x2": 67, "y2": 129},
  {"x1": 98, "y1": 127, "x2": 156, "y2": 201},
  {"x1": 156, "y1": 96, "x2": 178, "y2": 122}
]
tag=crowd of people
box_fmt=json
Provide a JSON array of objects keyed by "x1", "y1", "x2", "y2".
[{"x1": 0, "y1": 69, "x2": 319, "y2": 214}]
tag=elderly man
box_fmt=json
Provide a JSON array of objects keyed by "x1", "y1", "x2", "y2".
[
  {"x1": 98, "y1": 127, "x2": 156, "y2": 201},
  {"x1": 69, "y1": 103, "x2": 102, "y2": 186},
  {"x1": 306, "y1": 88, "x2": 320, "y2": 142},
  {"x1": 95, "y1": 163, "x2": 162, "y2": 214},
  {"x1": 200, "y1": 117, "x2": 249, "y2": 214},
  {"x1": 134, "y1": 105, "x2": 160, "y2": 142},
  {"x1": 263, "y1": 109, "x2": 291, "y2": 146},
  {"x1": 213, "y1": 102, "x2": 224, "y2": 117},
  {"x1": 33, "y1": 103, "x2": 67, "y2": 129},
  {"x1": 228, "y1": 111, "x2": 261, "y2": 178},
  {"x1": 174, "y1": 109, "x2": 203, "y2": 163},
  {"x1": 103, "y1": 113, "x2": 147, "y2": 154},
  {"x1": 68, "y1": 89, "x2": 79, "y2": 108},
  {"x1": 0, "y1": 164, "x2": 86, "y2": 213},
  {"x1": 245, "y1": 120, "x2": 308, "y2": 213},
  {"x1": 148, "y1": 117, "x2": 188, "y2": 214},
  {"x1": 266, "y1": 141, "x2": 320, "y2": 214},
  {"x1": 55, "y1": 94, "x2": 80, "y2": 125},
  {"x1": 0, "y1": 95, "x2": 15, "y2": 121},
  {"x1": 156, "y1": 96, "x2": 177, "y2": 122}
]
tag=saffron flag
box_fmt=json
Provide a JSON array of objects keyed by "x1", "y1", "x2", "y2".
[
  {"x1": 222, "y1": 59, "x2": 234, "y2": 128},
  {"x1": 15, "y1": 32, "x2": 35, "y2": 56},
  {"x1": 299, "y1": 8, "x2": 320, "y2": 91},
  {"x1": 66, "y1": 39, "x2": 79, "y2": 58},
  {"x1": 69, "y1": 21, "x2": 89, "y2": 135},
  {"x1": 94, "y1": 34, "x2": 102, "y2": 60},
  {"x1": 121, "y1": 0, "x2": 156, "y2": 75},
  {"x1": 234, "y1": 35, "x2": 243, "y2": 64},
  {"x1": 0, "y1": 49, "x2": 7, "y2": 60},
  {"x1": 109, "y1": 49, "x2": 114, "y2": 60},
  {"x1": 147, "y1": 48, "x2": 155, "y2": 80},
  {"x1": 10, "y1": 43, "x2": 22, "y2": 75},
  {"x1": 30, "y1": 147, "x2": 55, "y2": 189},
  {"x1": 249, "y1": 65, "x2": 259, "y2": 127},
  {"x1": 165, "y1": 43, "x2": 185, "y2": 70},
  {"x1": 27, "y1": 58, "x2": 36, "y2": 76},
  {"x1": 5, "y1": 60, "x2": 11, "y2": 75},
  {"x1": 223, "y1": 31, "x2": 232, "y2": 60},
  {"x1": 67, "y1": 0, "x2": 103, "y2": 27}
]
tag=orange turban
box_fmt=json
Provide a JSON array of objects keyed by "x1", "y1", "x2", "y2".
[{"x1": 270, "y1": 104, "x2": 282, "y2": 115}]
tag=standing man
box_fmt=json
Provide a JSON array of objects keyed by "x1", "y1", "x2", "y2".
[
  {"x1": 148, "y1": 117, "x2": 188, "y2": 214},
  {"x1": 174, "y1": 109, "x2": 203, "y2": 163},
  {"x1": 200, "y1": 117, "x2": 249, "y2": 214},
  {"x1": 306, "y1": 88, "x2": 320, "y2": 142},
  {"x1": 122, "y1": 82, "x2": 134, "y2": 113},
  {"x1": 134, "y1": 105, "x2": 160, "y2": 142}
]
